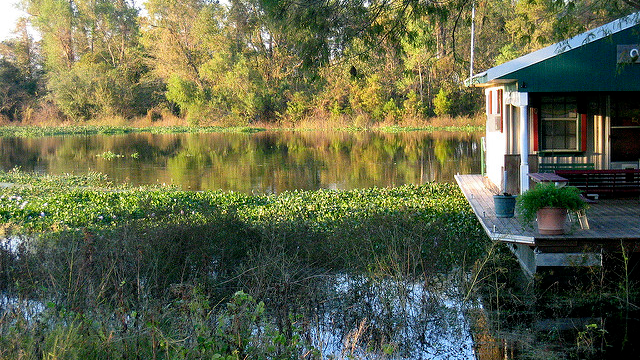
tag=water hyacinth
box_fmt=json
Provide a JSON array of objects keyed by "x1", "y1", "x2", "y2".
[
  {"x1": 0, "y1": 170, "x2": 487, "y2": 271},
  {"x1": 0, "y1": 169, "x2": 491, "y2": 359}
]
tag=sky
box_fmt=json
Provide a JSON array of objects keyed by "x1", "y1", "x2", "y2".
[
  {"x1": 0, "y1": 0, "x2": 147, "y2": 42},
  {"x1": 0, "y1": 1, "x2": 27, "y2": 42}
]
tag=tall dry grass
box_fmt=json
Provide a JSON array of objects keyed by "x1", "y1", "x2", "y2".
[{"x1": 5, "y1": 102, "x2": 485, "y2": 130}]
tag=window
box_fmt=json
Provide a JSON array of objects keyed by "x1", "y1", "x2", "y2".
[
  {"x1": 486, "y1": 89, "x2": 503, "y2": 132},
  {"x1": 611, "y1": 95, "x2": 640, "y2": 162},
  {"x1": 539, "y1": 96, "x2": 579, "y2": 151}
]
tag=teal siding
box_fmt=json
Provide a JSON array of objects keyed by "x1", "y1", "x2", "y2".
[{"x1": 500, "y1": 26, "x2": 640, "y2": 92}]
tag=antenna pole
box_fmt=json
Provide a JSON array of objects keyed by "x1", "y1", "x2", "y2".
[{"x1": 470, "y1": 1, "x2": 476, "y2": 80}]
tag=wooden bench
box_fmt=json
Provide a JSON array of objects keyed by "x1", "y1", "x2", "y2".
[
  {"x1": 538, "y1": 162, "x2": 595, "y2": 173},
  {"x1": 555, "y1": 169, "x2": 640, "y2": 197}
]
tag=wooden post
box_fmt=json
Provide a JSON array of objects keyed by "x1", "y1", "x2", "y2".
[
  {"x1": 505, "y1": 154, "x2": 539, "y2": 194},
  {"x1": 519, "y1": 92, "x2": 530, "y2": 194}
]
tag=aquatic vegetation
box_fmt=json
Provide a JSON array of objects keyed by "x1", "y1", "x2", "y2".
[
  {"x1": 0, "y1": 171, "x2": 487, "y2": 271},
  {"x1": 96, "y1": 151, "x2": 140, "y2": 160},
  {"x1": 4, "y1": 170, "x2": 635, "y2": 358},
  {"x1": 0, "y1": 125, "x2": 268, "y2": 138},
  {"x1": 465, "y1": 239, "x2": 640, "y2": 359},
  {"x1": 96, "y1": 151, "x2": 125, "y2": 159},
  {"x1": 377, "y1": 124, "x2": 484, "y2": 133},
  {"x1": 0, "y1": 170, "x2": 488, "y2": 359},
  {"x1": 0, "y1": 167, "x2": 113, "y2": 189},
  {"x1": 0, "y1": 124, "x2": 483, "y2": 139}
]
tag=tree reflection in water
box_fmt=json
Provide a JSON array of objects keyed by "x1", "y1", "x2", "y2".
[{"x1": 0, "y1": 130, "x2": 481, "y2": 192}]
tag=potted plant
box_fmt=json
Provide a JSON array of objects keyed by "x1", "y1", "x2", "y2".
[
  {"x1": 516, "y1": 182, "x2": 588, "y2": 235},
  {"x1": 493, "y1": 192, "x2": 516, "y2": 218}
]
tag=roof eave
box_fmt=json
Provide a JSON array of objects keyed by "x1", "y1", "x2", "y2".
[
  {"x1": 465, "y1": 74, "x2": 516, "y2": 88},
  {"x1": 469, "y1": 11, "x2": 640, "y2": 86}
]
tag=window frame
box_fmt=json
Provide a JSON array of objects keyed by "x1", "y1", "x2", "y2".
[
  {"x1": 536, "y1": 95, "x2": 585, "y2": 154},
  {"x1": 486, "y1": 89, "x2": 503, "y2": 133}
]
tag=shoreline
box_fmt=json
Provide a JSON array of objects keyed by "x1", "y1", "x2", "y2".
[{"x1": 0, "y1": 124, "x2": 485, "y2": 138}]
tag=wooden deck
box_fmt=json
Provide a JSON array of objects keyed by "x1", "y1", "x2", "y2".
[{"x1": 455, "y1": 174, "x2": 640, "y2": 275}]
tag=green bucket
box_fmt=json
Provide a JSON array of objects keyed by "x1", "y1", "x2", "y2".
[{"x1": 493, "y1": 194, "x2": 516, "y2": 218}]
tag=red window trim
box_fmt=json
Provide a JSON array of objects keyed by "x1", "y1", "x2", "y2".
[{"x1": 532, "y1": 108, "x2": 539, "y2": 151}]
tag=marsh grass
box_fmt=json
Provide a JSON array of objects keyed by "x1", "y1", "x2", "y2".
[
  {"x1": 7, "y1": 170, "x2": 638, "y2": 359},
  {"x1": 11, "y1": 105, "x2": 486, "y2": 128},
  {"x1": 465, "y1": 241, "x2": 640, "y2": 360},
  {"x1": 0, "y1": 170, "x2": 488, "y2": 359},
  {"x1": 0, "y1": 113, "x2": 484, "y2": 139},
  {"x1": 0, "y1": 125, "x2": 271, "y2": 138},
  {"x1": 0, "y1": 123, "x2": 483, "y2": 139},
  {"x1": 9, "y1": 169, "x2": 638, "y2": 359}
]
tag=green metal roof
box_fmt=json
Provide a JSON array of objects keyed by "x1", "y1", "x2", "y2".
[{"x1": 468, "y1": 12, "x2": 640, "y2": 92}]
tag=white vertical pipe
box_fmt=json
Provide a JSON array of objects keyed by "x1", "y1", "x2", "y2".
[
  {"x1": 519, "y1": 92, "x2": 529, "y2": 193},
  {"x1": 503, "y1": 170, "x2": 508, "y2": 194}
]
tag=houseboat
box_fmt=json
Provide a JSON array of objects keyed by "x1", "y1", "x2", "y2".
[{"x1": 456, "y1": 12, "x2": 640, "y2": 276}]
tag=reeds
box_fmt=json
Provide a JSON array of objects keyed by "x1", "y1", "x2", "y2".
[
  {"x1": 0, "y1": 171, "x2": 489, "y2": 359},
  {"x1": 1, "y1": 107, "x2": 486, "y2": 133}
]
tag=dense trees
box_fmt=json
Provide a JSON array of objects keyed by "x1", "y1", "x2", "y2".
[
  {"x1": 0, "y1": 0, "x2": 637, "y2": 123},
  {"x1": 0, "y1": 18, "x2": 42, "y2": 121},
  {"x1": 23, "y1": 0, "x2": 151, "y2": 120}
]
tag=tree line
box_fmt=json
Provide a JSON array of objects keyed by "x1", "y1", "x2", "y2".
[{"x1": 0, "y1": 0, "x2": 636, "y2": 125}]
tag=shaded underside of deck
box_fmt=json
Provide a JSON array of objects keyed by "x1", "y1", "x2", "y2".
[{"x1": 455, "y1": 174, "x2": 640, "y2": 275}]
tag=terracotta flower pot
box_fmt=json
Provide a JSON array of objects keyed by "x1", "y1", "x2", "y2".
[{"x1": 536, "y1": 207, "x2": 568, "y2": 235}]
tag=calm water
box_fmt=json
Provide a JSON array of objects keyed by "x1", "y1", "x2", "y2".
[{"x1": 0, "y1": 130, "x2": 481, "y2": 192}]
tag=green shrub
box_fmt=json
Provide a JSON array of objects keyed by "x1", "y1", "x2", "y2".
[
  {"x1": 516, "y1": 182, "x2": 588, "y2": 224},
  {"x1": 285, "y1": 91, "x2": 310, "y2": 122},
  {"x1": 402, "y1": 90, "x2": 425, "y2": 116},
  {"x1": 433, "y1": 88, "x2": 453, "y2": 117}
]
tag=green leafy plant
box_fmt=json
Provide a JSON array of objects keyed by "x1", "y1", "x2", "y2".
[
  {"x1": 0, "y1": 169, "x2": 490, "y2": 359},
  {"x1": 516, "y1": 182, "x2": 587, "y2": 224}
]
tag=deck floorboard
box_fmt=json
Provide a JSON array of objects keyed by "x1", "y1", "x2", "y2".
[{"x1": 455, "y1": 174, "x2": 640, "y2": 246}]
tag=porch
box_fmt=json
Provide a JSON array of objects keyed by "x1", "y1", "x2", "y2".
[{"x1": 455, "y1": 174, "x2": 640, "y2": 276}]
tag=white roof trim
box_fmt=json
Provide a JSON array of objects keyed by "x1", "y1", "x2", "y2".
[{"x1": 473, "y1": 11, "x2": 640, "y2": 85}]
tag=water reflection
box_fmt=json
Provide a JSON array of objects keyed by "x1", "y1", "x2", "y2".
[
  {"x1": 312, "y1": 274, "x2": 475, "y2": 359},
  {"x1": 0, "y1": 131, "x2": 481, "y2": 192}
]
